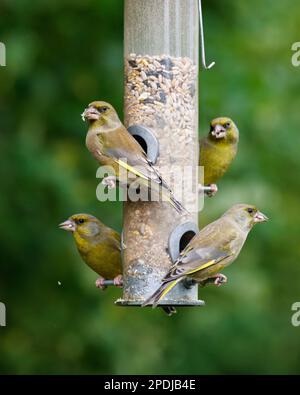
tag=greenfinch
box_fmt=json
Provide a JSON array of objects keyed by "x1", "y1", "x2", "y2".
[
  {"x1": 82, "y1": 101, "x2": 186, "y2": 214},
  {"x1": 142, "y1": 204, "x2": 268, "y2": 308},
  {"x1": 59, "y1": 213, "x2": 122, "y2": 289},
  {"x1": 58, "y1": 214, "x2": 176, "y2": 315},
  {"x1": 200, "y1": 117, "x2": 239, "y2": 195}
]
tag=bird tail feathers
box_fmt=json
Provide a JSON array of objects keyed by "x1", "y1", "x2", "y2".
[
  {"x1": 142, "y1": 278, "x2": 182, "y2": 308},
  {"x1": 168, "y1": 193, "x2": 189, "y2": 215},
  {"x1": 136, "y1": 176, "x2": 189, "y2": 215}
]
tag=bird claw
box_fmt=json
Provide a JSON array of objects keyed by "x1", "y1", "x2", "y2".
[
  {"x1": 214, "y1": 273, "x2": 228, "y2": 287},
  {"x1": 198, "y1": 184, "x2": 218, "y2": 197},
  {"x1": 95, "y1": 277, "x2": 107, "y2": 290},
  {"x1": 206, "y1": 184, "x2": 218, "y2": 197},
  {"x1": 199, "y1": 273, "x2": 227, "y2": 288},
  {"x1": 113, "y1": 275, "x2": 123, "y2": 288},
  {"x1": 102, "y1": 176, "x2": 117, "y2": 189}
]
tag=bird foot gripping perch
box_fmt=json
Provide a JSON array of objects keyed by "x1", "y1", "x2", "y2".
[
  {"x1": 199, "y1": 184, "x2": 218, "y2": 197},
  {"x1": 199, "y1": 273, "x2": 228, "y2": 288},
  {"x1": 184, "y1": 273, "x2": 227, "y2": 289},
  {"x1": 96, "y1": 276, "x2": 124, "y2": 290}
]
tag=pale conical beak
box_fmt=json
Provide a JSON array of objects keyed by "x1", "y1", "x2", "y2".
[
  {"x1": 211, "y1": 124, "x2": 226, "y2": 139},
  {"x1": 81, "y1": 107, "x2": 100, "y2": 122},
  {"x1": 254, "y1": 211, "x2": 269, "y2": 223},
  {"x1": 58, "y1": 219, "x2": 76, "y2": 232}
]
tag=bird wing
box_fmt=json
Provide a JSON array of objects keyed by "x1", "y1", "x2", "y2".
[
  {"x1": 99, "y1": 126, "x2": 163, "y2": 185},
  {"x1": 164, "y1": 218, "x2": 239, "y2": 282},
  {"x1": 164, "y1": 250, "x2": 232, "y2": 282},
  {"x1": 100, "y1": 228, "x2": 122, "y2": 252}
]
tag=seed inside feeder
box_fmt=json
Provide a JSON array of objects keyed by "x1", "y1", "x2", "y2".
[{"x1": 123, "y1": 53, "x2": 199, "y2": 302}]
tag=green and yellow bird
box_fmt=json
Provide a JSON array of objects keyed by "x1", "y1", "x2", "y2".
[
  {"x1": 82, "y1": 101, "x2": 186, "y2": 214},
  {"x1": 59, "y1": 214, "x2": 122, "y2": 289},
  {"x1": 142, "y1": 204, "x2": 268, "y2": 308},
  {"x1": 59, "y1": 213, "x2": 177, "y2": 316},
  {"x1": 200, "y1": 117, "x2": 239, "y2": 195}
]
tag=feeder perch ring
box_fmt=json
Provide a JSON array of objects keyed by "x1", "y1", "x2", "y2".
[
  {"x1": 168, "y1": 221, "x2": 199, "y2": 263},
  {"x1": 128, "y1": 125, "x2": 159, "y2": 165}
]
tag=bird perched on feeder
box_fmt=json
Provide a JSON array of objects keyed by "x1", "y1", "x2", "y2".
[
  {"x1": 142, "y1": 204, "x2": 268, "y2": 308},
  {"x1": 200, "y1": 117, "x2": 239, "y2": 196},
  {"x1": 82, "y1": 101, "x2": 187, "y2": 214},
  {"x1": 59, "y1": 214, "x2": 122, "y2": 289},
  {"x1": 59, "y1": 213, "x2": 176, "y2": 316}
]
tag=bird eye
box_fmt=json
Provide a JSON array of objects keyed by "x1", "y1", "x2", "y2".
[
  {"x1": 224, "y1": 122, "x2": 231, "y2": 129},
  {"x1": 77, "y1": 218, "x2": 85, "y2": 224},
  {"x1": 247, "y1": 208, "x2": 254, "y2": 214},
  {"x1": 99, "y1": 106, "x2": 108, "y2": 113}
]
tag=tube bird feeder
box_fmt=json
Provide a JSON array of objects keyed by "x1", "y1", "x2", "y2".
[{"x1": 117, "y1": 0, "x2": 204, "y2": 309}]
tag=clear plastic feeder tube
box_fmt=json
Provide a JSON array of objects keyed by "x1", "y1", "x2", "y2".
[{"x1": 120, "y1": 0, "x2": 202, "y2": 307}]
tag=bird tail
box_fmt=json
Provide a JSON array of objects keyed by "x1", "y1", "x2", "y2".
[
  {"x1": 168, "y1": 192, "x2": 189, "y2": 215},
  {"x1": 132, "y1": 176, "x2": 189, "y2": 215},
  {"x1": 142, "y1": 278, "x2": 182, "y2": 308}
]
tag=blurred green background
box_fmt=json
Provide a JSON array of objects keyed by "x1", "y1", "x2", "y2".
[{"x1": 1, "y1": 0, "x2": 300, "y2": 374}]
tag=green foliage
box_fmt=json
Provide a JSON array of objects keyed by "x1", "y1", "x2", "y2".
[{"x1": 0, "y1": 0, "x2": 300, "y2": 374}]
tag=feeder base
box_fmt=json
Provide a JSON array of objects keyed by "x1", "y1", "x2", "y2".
[{"x1": 115, "y1": 299, "x2": 205, "y2": 307}]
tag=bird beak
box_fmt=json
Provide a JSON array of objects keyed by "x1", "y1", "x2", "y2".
[
  {"x1": 81, "y1": 106, "x2": 100, "y2": 122},
  {"x1": 211, "y1": 124, "x2": 226, "y2": 139},
  {"x1": 253, "y1": 211, "x2": 269, "y2": 223},
  {"x1": 58, "y1": 219, "x2": 76, "y2": 232}
]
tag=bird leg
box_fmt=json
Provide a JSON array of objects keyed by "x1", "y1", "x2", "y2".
[
  {"x1": 213, "y1": 273, "x2": 227, "y2": 286},
  {"x1": 207, "y1": 184, "x2": 218, "y2": 197},
  {"x1": 199, "y1": 273, "x2": 228, "y2": 287},
  {"x1": 95, "y1": 277, "x2": 108, "y2": 290},
  {"x1": 198, "y1": 184, "x2": 218, "y2": 197},
  {"x1": 102, "y1": 175, "x2": 117, "y2": 189},
  {"x1": 113, "y1": 274, "x2": 123, "y2": 288}
]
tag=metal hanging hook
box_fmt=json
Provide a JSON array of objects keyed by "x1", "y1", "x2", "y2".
[{"x1": 198, "y1": 0, "x2": 215, "y2": 70}]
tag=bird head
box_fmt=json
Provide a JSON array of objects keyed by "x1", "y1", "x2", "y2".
[
  {"x1": 209, "y1": 117, "x2": 239, "y2": 143},
  {"x1": 81, "y1": 101, "x2": 118, "y2": 126},
  {"x1": 224, "y1": 204, "x2": 268, "y2": 231},
  {"x1": 59, "y1": 214, "x2": 102, "y2": 238}
]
